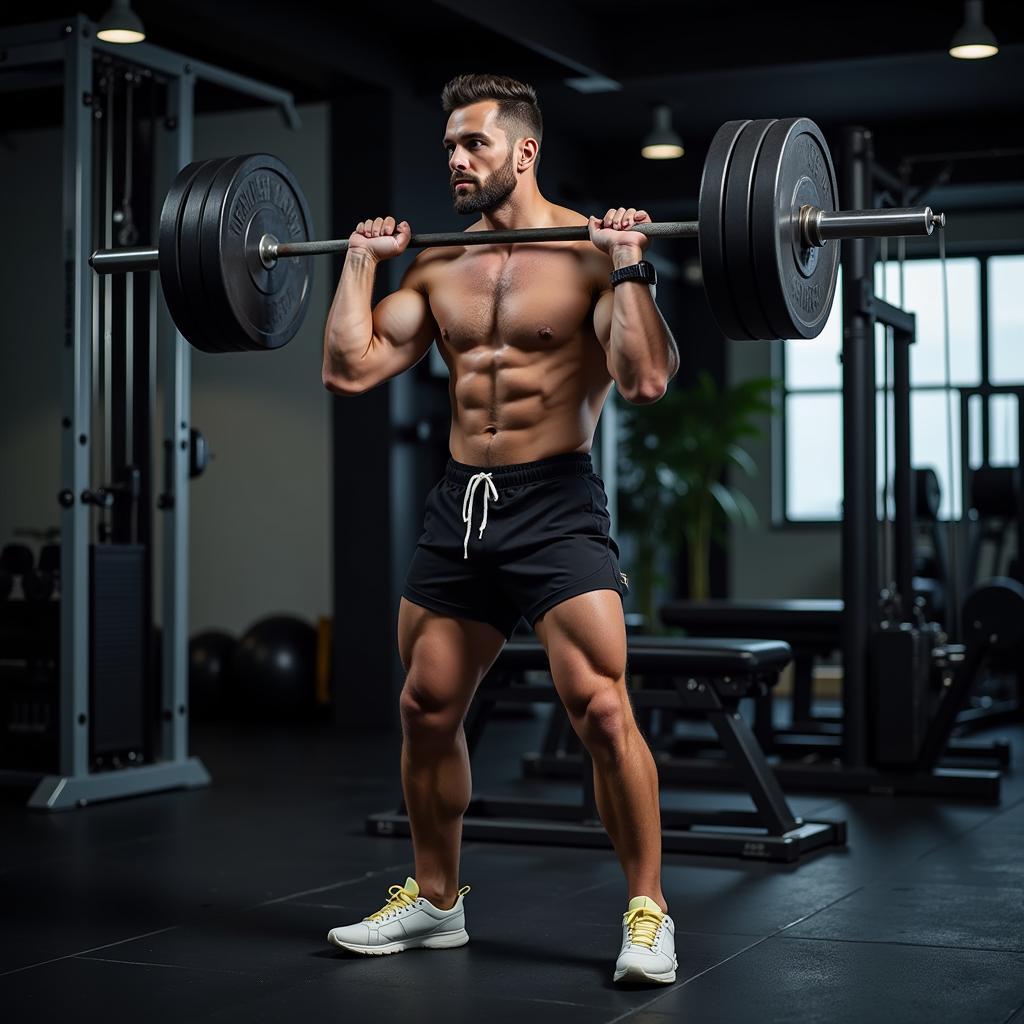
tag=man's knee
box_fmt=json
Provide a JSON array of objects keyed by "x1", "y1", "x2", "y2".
[
  {"x1": 399, "y1": 673, "x2": 463, "y2": 738},
  {"x1": 576, "y1": 682, "x2": 632, "y2": 754}
]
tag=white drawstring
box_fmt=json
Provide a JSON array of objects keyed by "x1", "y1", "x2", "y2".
[{"x1": 462, "y1": 472, "x2": 499, "y2": 559}]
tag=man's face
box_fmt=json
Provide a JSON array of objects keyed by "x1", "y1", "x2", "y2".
[{"x1": 443, "y1": 101, "x2": 518, "y2": 215}]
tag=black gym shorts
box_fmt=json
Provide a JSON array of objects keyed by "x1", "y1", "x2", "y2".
[{"x1": 403, "y1": 452, "x2": 629, "y2": 640}]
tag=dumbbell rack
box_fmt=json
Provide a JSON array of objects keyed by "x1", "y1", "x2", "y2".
[{"x1": 0, "y1": 17, "x2": 299, "y2": 808}]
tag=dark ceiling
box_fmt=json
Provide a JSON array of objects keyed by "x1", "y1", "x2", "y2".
[{"x1": 3, "y1": 1, "x2": 1023, "y2": 215}]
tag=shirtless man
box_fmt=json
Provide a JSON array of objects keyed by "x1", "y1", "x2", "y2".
[{"x1": 323, "y1": 74, "x2": 679, "y2": 986}]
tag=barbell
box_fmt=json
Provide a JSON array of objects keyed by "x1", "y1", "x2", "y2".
[{"x1": 89, "y1": 116, "x2": 944, "y2": 353}]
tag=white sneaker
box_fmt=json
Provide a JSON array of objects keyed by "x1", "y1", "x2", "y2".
[
  {"x1": 327, "y1": 876, "x2": 471, "y2": 956},
  {"x1": 613, "y1": 895, "x2": 677, "y2": 984}
]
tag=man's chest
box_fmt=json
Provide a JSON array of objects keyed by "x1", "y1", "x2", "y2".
[{"x1": 427, "y1": 249, "x2": 599, "y2": 350}]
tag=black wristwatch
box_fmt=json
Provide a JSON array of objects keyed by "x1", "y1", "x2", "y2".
[{"x1": 610, "y1": 260, "x2": 657, "y2": 289}]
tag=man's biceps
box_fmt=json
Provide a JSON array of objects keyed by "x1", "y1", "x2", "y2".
[
  {"x1": 375, "y1": 289, "x2": 432, "y2": 346},
  {"x1": 593, "y1": 291, "x2": 614, "y2": 343}
]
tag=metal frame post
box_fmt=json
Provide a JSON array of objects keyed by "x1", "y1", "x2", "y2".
[
  {"x1": 55, "y1": 23, "x2": 94, "y2": 788},
  {"x1": 891, "y1": 319, "x2": 915, "y2": 609},
  {"x1": 839, "y1": 126, "x2": 878, "y2": 769},
  {"x1": 159, "y1": 70, "x2": 195, "y2": 768}
]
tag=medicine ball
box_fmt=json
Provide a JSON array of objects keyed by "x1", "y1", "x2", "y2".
[
  {"x1": 1, "y1": 543, "x2": 33, "y2": 576},
  {"x1": 232, "y1": 614, "x2": 317, "y2": 718},
  {"x1": 189, "y1": 630, "x2": 238, "y2": 720}
]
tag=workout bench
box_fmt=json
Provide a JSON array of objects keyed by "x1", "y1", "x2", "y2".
[{"x1": 367, "y1": 636, "x2": 847, "y2": 863}]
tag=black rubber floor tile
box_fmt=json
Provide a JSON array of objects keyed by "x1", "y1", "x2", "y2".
[
  {"x1": 633, "y1": 935, "x2": 1024, "y2": 1024},
  {"x1": 785, "y1": 881, "x2": 1024, "y2": 951},
  {"x1": 0, "y1": 836, "x2": 412, "y2": 974},
  {"x1": 0, "y1": 776, "x2": 396, "y2": 880},
  {"x1": 787, "y1": 796, "x2": 1000, "y2": 879},
  {"x1": 80, "y1": 900, "x2": 740, "y2": 1017},
  {"x1": 974, "y1": 797, "x2": 1024, "y2": 833},
  {"x1": 409, "y1": 843, "x2": 857, "y2": 937},
  {"x1": 888, "y1": 829, "x2": 1024, "y2": 888},
  {"x1": 641, "y1": 860, "x2": 857, "y2": 937},
  {"x1": 0, "y1": 954, "x2": 256, "y2": 1024},
  {"x1": 76, "y1": 902, "x2": 352, "y2": 981},
  {"x1": 0, "y1": 888, "x2": 182, "y2": 976},
  {"x1": 469, "y1": 915, "x2": 753, "y2": 990},
  {"x1": 198, "y1": 972, "x2": 620, "y2": 1024},
  {"x1": 455, "y1": 846, "x2": 629, "y2": 913}
]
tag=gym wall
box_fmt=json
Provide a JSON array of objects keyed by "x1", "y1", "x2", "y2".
[
  {"x1": 0, "y1": 126, "x2": 63, "y2": 563},
  {"x1": 169, "y1": 101, "x2": 332, "y2": 635}
]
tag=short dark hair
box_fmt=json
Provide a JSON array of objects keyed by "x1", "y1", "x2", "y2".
[{"x1": 441, "y1": 73, "x2": 543, "y2": 155}]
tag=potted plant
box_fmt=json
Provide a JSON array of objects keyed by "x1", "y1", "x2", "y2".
[{"x1": 616, "y1": 371, "x2": 776, "y2": 629}]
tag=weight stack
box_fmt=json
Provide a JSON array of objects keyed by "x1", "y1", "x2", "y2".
[
  {"x1": 90, "y1": 545, "x2": 149, "y2": 768},
  {"x1": 868, "y1": 622, "x2": 934, "y2": 766}
]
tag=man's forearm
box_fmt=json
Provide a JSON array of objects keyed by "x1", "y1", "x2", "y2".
[
  {"x1": 322, "y1": 251, "x2": 379, "y2": 382},
  {"x1": 607, "y1": 245, "x2": 679, "y2": 402}
]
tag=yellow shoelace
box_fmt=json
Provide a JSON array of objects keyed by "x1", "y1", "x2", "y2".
[
  {"x1": 623, "y1": 907, "x2": 663, "y2": 949},
  {"x1": 364, "y1": 885, "x2": 417, "y2": 923}
]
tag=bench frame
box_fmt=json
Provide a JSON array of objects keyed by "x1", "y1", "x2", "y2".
[{"x1": 368, "y1": 640, "x2": 847, "y2": 863}]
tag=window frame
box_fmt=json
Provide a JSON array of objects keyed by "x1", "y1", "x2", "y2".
[{"x1": 774, "y1": 248, "x2": 1024, "y2": 527}]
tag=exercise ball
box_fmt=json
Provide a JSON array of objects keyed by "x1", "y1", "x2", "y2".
[
  {"x1": 0, "y1": 543, "x2": 33, "y2": 576},
  {"x1": 232, "y1": 615, "x2": 317, "y2": 718},
  {"x1": 189, "y1": 630, "x2": 238, "y2": 720}
]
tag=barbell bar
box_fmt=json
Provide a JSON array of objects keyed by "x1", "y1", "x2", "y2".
[
  {"x1": 90, "y1": 205, "x2": 941, "y2": 272},
  {"x1": 88, "y1": 116, "x2": 946, "y2": 353},
  {"x1": 258, "y1": 205, "x2": 941, "y2": 262}
]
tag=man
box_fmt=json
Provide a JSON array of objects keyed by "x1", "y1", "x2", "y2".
[{"x1": 322, "y1": 73, "x2": 679, "y2": 986}]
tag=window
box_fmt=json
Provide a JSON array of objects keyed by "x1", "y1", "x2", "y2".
[
  {"x1": 781, "y1": 257, "x2": 988, "y2": 522},
  {"x1": 989, "y1": 255, "x2": 1024, "y2": 385}
]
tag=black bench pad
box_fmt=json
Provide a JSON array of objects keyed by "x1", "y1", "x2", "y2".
[{"x1": 494, "y1": 635, "x2": 792, "y2": 677}]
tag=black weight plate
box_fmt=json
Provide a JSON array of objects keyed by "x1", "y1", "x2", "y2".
[
  {"x1": 722, "y1": 118, "x2": 777, "y2": 341},
  {"x1": 158, "y1": 159, "x2": 214, "y2": 352},
  {"x1": 698, "y1": 120, "x2": 752, "y2": 341},
  {"x1": 203, "y1": 154, "x2": 314, "y2": 353},
  {"x1": 197, "y1": 155, "x2": 253, "y2": 352},
  {"x1": 751, "y1": 117, "x2": 839, "y2": 340},
  {"x1": 177, "y1": 157, "x2": 237, "y2": 354}
]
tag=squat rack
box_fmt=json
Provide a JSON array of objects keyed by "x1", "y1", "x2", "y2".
[{"x1": 0, "y1": 16, "x2": 298, "y2": 809}]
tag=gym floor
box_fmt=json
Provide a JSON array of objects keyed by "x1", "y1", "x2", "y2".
[{"x1": 3, "y1": 703, "x2": 1024, "y2": 1023}]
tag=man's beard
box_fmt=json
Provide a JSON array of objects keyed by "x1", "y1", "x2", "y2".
[{"x1": 451, "y1": 151, "x2": 517, "y2": 215}]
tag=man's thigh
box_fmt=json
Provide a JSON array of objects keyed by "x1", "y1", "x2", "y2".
[
  {"x1": 532, "y1": 589, "x2": 630, "y2": 721},
  {"x1": 397, "y1": 598, "x2": 508, "y2": 720}
]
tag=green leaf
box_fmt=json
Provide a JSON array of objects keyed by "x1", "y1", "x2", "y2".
[{"x1": 726, "y1": 444, "x2": 758, "y2": 476}]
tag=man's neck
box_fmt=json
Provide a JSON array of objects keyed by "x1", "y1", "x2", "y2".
[{"x1": 476, "y1": 184, "x2": 552, "y2": 232}]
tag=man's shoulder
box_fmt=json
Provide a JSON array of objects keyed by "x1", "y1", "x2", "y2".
[
  {"x1": 551, "y1": 205, "x2": 590, "y2": 228},
  {"x1": 401, "y1": 245, "x2": 459, "y2": 289},
  {"x1": 558, "y1": 208, "x2": 613, "y2": 276}
]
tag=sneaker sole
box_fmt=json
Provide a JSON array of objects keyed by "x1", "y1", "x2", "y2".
[
  {"x1": 328, "y1": 928, "x2": 469, "y2": 956},
  {"x1": 613, "y1": 959, "x2": 678, "y2": 985}
]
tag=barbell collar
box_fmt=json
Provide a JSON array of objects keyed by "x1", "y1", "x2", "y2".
[{"x1": 801, "y1": 206, "x2": 943, "y2": 247}]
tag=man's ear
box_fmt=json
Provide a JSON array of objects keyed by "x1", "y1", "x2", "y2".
[{"x1": 518, "y1": 137, "x2": 539, "y2": 172}]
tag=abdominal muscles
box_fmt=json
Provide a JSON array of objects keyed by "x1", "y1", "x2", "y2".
[
  {"x1": 433, "y1": 251, "x2": 609, "y2": 465},
  {"x1": 446, "y1": 328, "x2": 603, "y2": 465}
]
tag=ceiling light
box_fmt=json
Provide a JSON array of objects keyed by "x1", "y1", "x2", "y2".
[
  {"x1": 641, "y1": 105, "x2": 684, "y2": 160},
  {"x1": 97, "y1": 0, "x2": 146, "y2": 44},
  {"x1": 949, "y1": 0, "x2": 998, "y2": 59}
]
